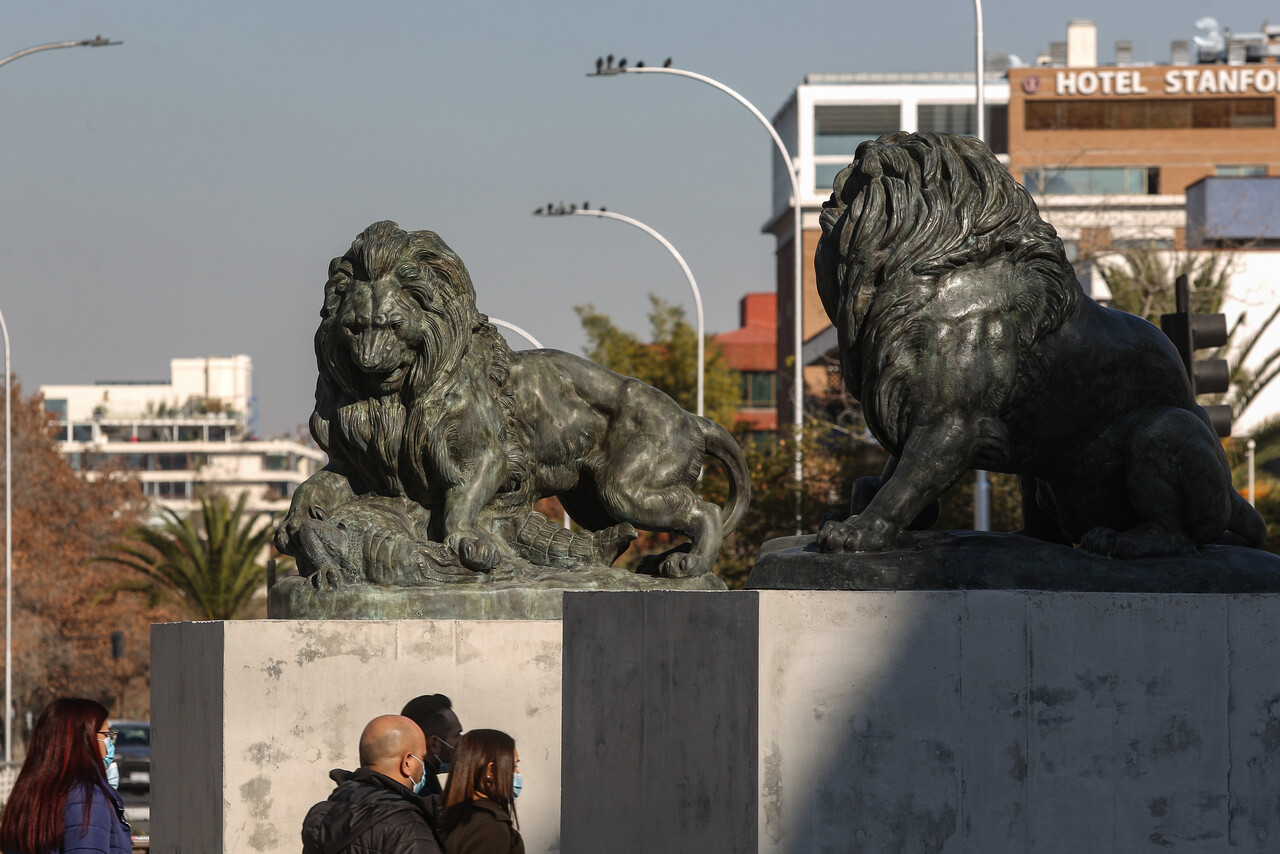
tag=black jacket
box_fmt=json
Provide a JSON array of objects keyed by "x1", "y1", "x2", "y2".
[
  {"x1": 444, "y1": 798, "x2": 525, "y2": 854},
  {"x1": 301, "y1": 768, "x2": 442, "y2": 854}
]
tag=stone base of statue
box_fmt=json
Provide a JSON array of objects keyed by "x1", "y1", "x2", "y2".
[
  {"x1": 560, "y1": 587, "x2": 1280, "y2": 853},
  {"x1": 151, "y1": 619, "x2": 566, "y2": 854},
  {"x1": 268, "y1": 568, "x2": 726, "y2": 620},
  {"x1": 747, "y1": 532, "x2": 1280, "y2": 593}
]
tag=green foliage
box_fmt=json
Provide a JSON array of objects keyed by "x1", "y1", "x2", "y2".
[
  {"x1": 1097, "y1": 244, "x2": 1280, "y2": 424},
  {"x1": 576, "y1": 295, "x2": 743, "y2": 427},
  {"x1": 1096, "y1": 244, "x2": 1231, "y2": 323},
  {"x1": 95, "y1": 493, "x2": 287, "y2": 620}
]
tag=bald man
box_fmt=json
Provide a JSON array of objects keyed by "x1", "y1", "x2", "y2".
[{"x1": 302, "y1": 715, "x2": 442, "y2": 854}]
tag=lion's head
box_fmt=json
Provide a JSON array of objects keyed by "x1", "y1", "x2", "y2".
[
  {"x1": 815, "y1": 132, "x2": 1081, "y2": 396},
  {"x1": 310, "y1": 221, "x2": 515, "y2": 495}
]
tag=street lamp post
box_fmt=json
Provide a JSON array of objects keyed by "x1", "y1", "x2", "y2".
[
  {"x1": 535, "y1": 205, "x2": 705, "y2": 419},
  {"x1": 590, "y1": 60, "x2": 806, "y2": 534},
  {"x1": 2, "y1": 32, "x2": 121, "y2": 764},
  {"x1": 971, "y1": 1, "x2": 993, "y2": 532},
  {"x1": 1, "y1": 311, "x2": 9, "y2": 764}
]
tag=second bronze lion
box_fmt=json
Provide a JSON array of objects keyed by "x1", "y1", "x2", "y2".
[{"x1": 814, "y1": 131, "x2": 1264, "y2": 558}]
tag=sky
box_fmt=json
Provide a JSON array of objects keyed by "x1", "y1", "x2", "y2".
[{"x1": 2, "y1": 0, "x2": 1274, "y2": 435}]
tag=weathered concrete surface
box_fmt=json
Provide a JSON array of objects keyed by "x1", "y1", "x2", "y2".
[
  {"x1": 561, "y1": 590, "x2": 1280, "y2": 853},
  {"x1": 749, "y1": 532, "x2": 1280, "y2": 592},
  {"x1": 152, "y1": 620, "x2": 562, "y2": 854},
  {"x1": 269, "y1": 569, "x2": 726, "y2": 620}
]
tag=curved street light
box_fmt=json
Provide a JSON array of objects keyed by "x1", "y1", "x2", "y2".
[
  {"x1": 0, "y1": 36, "x2": 121, "y2": 70},
  {"x1": 2, "y1": 32, "x2": 121, "y2": 764},
  {"x1": 490, "y1": 318, "x2": 544, "y2": 350},
  {"x1": 535, "y1": 205, "x2": 705, "y2": 419},
  {"x1": 590, "y1": 61, "x2": 806, "y2": 533}
]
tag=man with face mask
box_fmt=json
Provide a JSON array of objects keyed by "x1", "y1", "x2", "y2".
[
  {"x1": 400, "y1": 694, "x2": 461, "y2": 847},
  {"x1": 400, "y1": 694, "x2": 463, "y2": 797},
  {"x1": 302, "y1": 715, "x2": 442, "y2": 854}
]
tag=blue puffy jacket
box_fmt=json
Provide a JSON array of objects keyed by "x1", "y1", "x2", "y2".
[{"x1": 59, "y1": 782, "x2": 131, "y2": 854}]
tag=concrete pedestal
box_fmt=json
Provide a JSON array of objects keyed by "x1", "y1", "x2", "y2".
[
  {"x1": 151, "y1": 619, "x2": 563, "y2": 854},
  {"x1": 561, "y1": 590, "x2": 1280, "y2": 853}
]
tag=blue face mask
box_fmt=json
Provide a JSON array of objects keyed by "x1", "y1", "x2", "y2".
[
  {"x1": 102, "y1": 733, "x2": 115, "y2": 766},
  {"x1": 408, "y1": 754, "x2": 427, "y2": 795},
  {"x1": 106, "y1": 760, "x2": 120, "y2": 789},
  {"x1": 436, "y1": 738, "x2": 455, "y2": 775},
  {"x1": 512, "y1": 772, "x2": 522, "y2": 799}
]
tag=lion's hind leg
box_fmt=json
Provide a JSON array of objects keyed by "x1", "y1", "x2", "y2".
[{"x1": 1080, "y1": 407, "x2": 1233, "y2": 558}]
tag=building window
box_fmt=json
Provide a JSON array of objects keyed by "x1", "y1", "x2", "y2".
[
  {"x1": 1216, "y1": 165, "x2": 1267, "y2": 177},
  {"x1": 144, "y1": 481, "x2": 190, "y2": 499},
  {"x1": 178, "y1": 425, "x2": 202, "y2": 442},
  {"x1": 208, "y1": 426, "x2": 228, "y2": 442},
  {"x1": 1025, "y1": 98, "x2": 1275, "y2": 131},
  {"x1": 917, "y1": 104, "x2": 1009, "y2": 153},
  {"x1": 71, "y1": 424, "x2": 94, "y2": 442},
  {"x1": 45, "y1": 399, "x2": 67, "y2": 421},
  {"x1": 814, "y1": 104, "x2": 900, "y2": 190},
  {"x1": 155, "y1": 453, "x2": 188, "y2": 471},
  {"x1": 815, "y1": 104, "x2": 901, "y2": 154},
  {"x1": 265, "y1": 482, "x2": 293, "y2": 501},
  {"x1": 263, "y1": 453, "x2": 292, "y2": 471},
  {"x1": 1023, "y1": 166, "x2": 1159, "y2": 195},
  {"x1": 741, "y1": 372, "x2": 777, "y2": 408}
]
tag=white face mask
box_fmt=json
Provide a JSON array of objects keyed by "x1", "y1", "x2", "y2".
[{"x1": 407, "y1": 754, "x2": 427, "y2": 794}]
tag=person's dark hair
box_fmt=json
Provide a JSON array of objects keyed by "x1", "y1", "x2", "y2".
[
  {"x1": 0, "y1": 698, "x2": 110, "y2": 854},
  {"x1": 443, "y1": 729, "x2": 518, "y2": 830},
  {"x1": 401, "y1": 693, "x2": 453, "y2": 741}
]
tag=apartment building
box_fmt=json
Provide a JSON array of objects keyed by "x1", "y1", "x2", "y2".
[{"x1": 40, "y1": 356, "x2": 324, "y2": 518}]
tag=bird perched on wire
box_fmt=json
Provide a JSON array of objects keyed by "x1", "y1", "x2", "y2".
[{"x1": 663, "y1": 57, "x2": 672, "y2": 67}]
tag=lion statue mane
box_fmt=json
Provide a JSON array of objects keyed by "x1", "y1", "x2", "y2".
[
  {"x1": 276, "y1": 221, "x2": 750, "y2": 584},
  {"x1": 813, "y1": 131, "x2": 1264, "y2": 558}
]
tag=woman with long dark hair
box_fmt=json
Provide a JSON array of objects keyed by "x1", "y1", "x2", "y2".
[
  {"x1": 0, "y1": 698, "x2": 131, "y2": 854},
  {"x1": 442, "y1": 729, "x2": 524, "y2": 854}
]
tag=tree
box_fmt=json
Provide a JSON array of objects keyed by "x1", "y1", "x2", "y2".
[
  {"x1": 0, "y1": 382, "x2": 175, "y2": 746},
  {"x1": 576, "y1": 296, "x2": 743, "y2": 427},
  {"x1": 95, "y1": 492, "x2": 286, "y2": 620}
]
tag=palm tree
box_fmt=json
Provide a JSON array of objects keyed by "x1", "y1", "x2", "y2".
[
  {"x1": 1096, "y1": 244, "x2": 1280, "y2": 424},
  {"x1": 95, "y1": 492, "x2": 285, "y2": 620}
]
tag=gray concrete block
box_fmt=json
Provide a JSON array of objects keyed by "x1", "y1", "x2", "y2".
[
  {"x1": 561, "y1": 590, "x2": 1280, "y2": 853},
  {"x1": 1228, "y1": 596, "x2": 1280, "y2": 848},
  {"x1": 562, "y1": 591, "x2": 758, "y2": 854},
  {"x1": 152, "y1": 619, "x2": 563, "y2": 854}
]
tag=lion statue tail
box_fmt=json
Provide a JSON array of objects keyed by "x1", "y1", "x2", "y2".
[
  {"x1": 701, "y1": 419, "x2": 752, "y2": 536},
  {"x1": 1228, "y1": 489, "x2": 1268, "y2": 548}
]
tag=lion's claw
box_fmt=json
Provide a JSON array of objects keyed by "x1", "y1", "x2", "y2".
[
  {"x1": 456, "y1": 536, "x2": 501, "y2": 572},
  {"x1": 817, "y1": 518, "x2": 896, "y2": 553},
  {"x1": 659, "y1": 553, "x2": 702, "y2": 579}
]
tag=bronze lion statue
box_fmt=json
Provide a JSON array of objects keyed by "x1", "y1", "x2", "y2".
[
  {"x1": 276, "y1": 221, "x2": 750, "y2": 583},
  {"x1": 814, "y1": 131, "x2": 1265, "y2": 558}
]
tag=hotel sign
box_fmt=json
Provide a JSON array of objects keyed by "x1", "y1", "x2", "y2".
[{"x1": 1021, "y1": 68, "x2": 1280, "y2": 97}]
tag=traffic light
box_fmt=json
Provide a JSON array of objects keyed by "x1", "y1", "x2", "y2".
[
  {"x1": 1160, "y1": 273, "x2": 1232, "y2": 437},
  {"x1": 110, "y1": 630, "x2": 124, "y2": 661}
]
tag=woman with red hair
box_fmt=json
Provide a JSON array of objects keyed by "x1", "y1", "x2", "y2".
[{"x1": 0, "y1": 698, "x2": 131, "y2": 854}]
